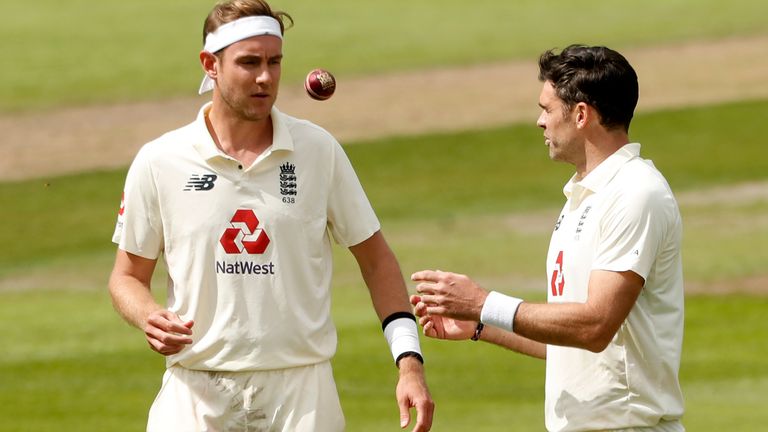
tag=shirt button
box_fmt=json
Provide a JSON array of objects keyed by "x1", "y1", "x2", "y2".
[{"x1": 238, "y1": 164, "x2": 243, "y2": 170}]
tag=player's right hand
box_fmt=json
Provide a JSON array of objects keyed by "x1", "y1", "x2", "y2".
[
  {"x1": 143, "y1": 309, "x2": 194, "y2": 355},
  {"x1": 410, "y1": 295, "x2": 475, "y2": 340}
]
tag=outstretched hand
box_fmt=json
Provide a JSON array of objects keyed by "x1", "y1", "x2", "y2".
[
  {"x1": 410, "y1": 270, "x2": 489, "y2": 322},
  {"x1": 410, "y1": 295, "x2": 476, "y2": 340}
]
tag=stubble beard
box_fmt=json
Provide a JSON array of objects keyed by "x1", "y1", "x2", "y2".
[
  {"x1": 547, "y1": 139, "x2": 563, "y2": 162},
  {"x1": 218, "y1": 82, "x2": 275, "y2": 123}
]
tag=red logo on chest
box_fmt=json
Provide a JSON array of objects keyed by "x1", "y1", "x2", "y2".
[
  {"x1": 220, "y1": 209, "x2": 270, "y2": 254},
  {"x1": 550, "y1": 250, "x2": 565, "y2": 296}
]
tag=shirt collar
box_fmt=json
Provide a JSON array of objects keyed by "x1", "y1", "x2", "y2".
[
  {"x1": 191, "y1": 102, "x2": 295, "y2": 161},
  {"x1": 563, "y1": 143, "x2": 641, "y2": 207}
]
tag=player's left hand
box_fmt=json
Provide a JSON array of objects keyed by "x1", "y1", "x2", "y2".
[
  {"x1": 411, "y1": 270, "x2": 489, "y2": 322},
  {"x1": 396, "y1": 358, "x2": 434, "y2": 431}
]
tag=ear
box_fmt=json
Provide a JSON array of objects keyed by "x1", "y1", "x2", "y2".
[
  {"x1": 200, "y1": 51, "x2": 218, "y2": 79},
  {"x1": 573, "y1": 102, "x2": 591, "y2": 129}
]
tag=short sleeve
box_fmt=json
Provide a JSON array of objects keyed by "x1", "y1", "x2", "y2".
[
  {"x1": 325, "y1": 141, "x2": 380, "y2": 247},
  {"x1": 111, "y1": 146, "x2": 164, "y2": 259},
  {"x1": 593, "y1": 187, "x2": 671, "y2": 280}
]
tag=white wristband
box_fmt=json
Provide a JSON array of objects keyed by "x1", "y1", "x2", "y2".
[
  {"x1": 480, "y1": 291, "x2": 523, "y2": 333},
  {"x1": 383, "y1": 317, "x2": 422, "y2": 362}
]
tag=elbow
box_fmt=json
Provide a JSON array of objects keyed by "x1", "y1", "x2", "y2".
[
  {"x1": 108, "y1": 271, "x2": 123, "y2": 300},
  {"x1": 579, "y1": 325, "x2": 616, "y2": 353},
  {"x1": 107, "y1": 275, "x2": 124, "y2": 312},
  {"x1": 107, "y1": 273, "x2": 118, "y2": 298},
  {"x1": 584, "y1": 337, "x2": 612, "y2": 353}
]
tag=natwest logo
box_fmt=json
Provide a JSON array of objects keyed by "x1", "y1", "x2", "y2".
[{"x1": 219, "y1": 209, "x2": 270, "y2": 254}]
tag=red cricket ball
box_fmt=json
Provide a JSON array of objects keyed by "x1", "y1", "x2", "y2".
[{"x1": 304, "y1": 68, "x2": 336, "y2": 101}]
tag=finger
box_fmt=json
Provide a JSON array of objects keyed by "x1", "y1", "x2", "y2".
[
  {"x1": 424, "y1": 305, "x2": 447, "y2": 317},
  {"x1": 410, "y1": 270, "x2": 440, "y2": 283},
  {"x1": 164, "y1": 312, "x2": 194, "y2": 334},
  {"x1": 149, "y1": 314, "x2": 194, "y2": 335},
  {"x1": 156, "y1": 310, "x2": 194, "y2": 329},
  {"x1": 416, "y1": 294, "x2": 439, "y2": 307},
  {"x1": 419, "y1": 399, "x2": 435, "y2": 432},
  {"x1": 413, "y1": 302, "x2": 428, "y2": 317},
  {"x1": 144, "y1": 320, "x2": 192, "y2": 345},
  {"x1": 415, "y1": 282, "x2": 438, "y2": 295},
  {"x1": 418, "y1": 315, "x2": 432, "y2": 327},
  {"x1": 397, "y1": 397, "x2": 411, "y2": 429},
  {"x1": 409, "y1": 295, "x2": 421, "y2": 306},
  {"x1": 147, "y1": 338, "x2": 164, "y2": 354},
  {"x1": 145, "y1": 325, "x2": 194, "y2": 346},
  {"x1": 168, "y1": 321, "x2": 194, "y2": 335},
  {"x1": 412, "y1": 399, "x2": 435, "y2": 432},
  {"x1": 422, "y1": 320, "x2": 435, "y2": 337},
  {"x1": 147, "y1": 337, "x2": 185, "y2": 356}
]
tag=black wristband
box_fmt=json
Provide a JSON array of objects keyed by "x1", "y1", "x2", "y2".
[
  {"x1": 395, "y1": 351, "x2": 424, "y2": 368},
  {"x1": 470, "y1": 322, "x2": 484, "y2": 341},
  {"x1": 381, "y1": 311, "x2": 417, "y2": 331}
]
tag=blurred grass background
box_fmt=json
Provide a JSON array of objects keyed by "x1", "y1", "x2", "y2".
[
  {"x1": 1, "y1": 0, "x2": 767, "y2": 430},
  {"x1": 3, "y1": 100, "x2": 767, "y2": 281},
  {"x1": 2, "y1": 0, "x2": 768, "y2": 112}
]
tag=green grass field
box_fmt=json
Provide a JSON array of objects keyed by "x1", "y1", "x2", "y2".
[
  {"x1": 2, "y1": 0, "x2": 768, "y2": 430},
  {"x1": 1, "y1": 290, "x2": 765, "y2": 431}
]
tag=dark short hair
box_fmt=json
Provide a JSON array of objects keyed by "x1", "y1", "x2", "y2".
[{"x1": 538, "y1": 44, "x2": 638, "y2": 132}]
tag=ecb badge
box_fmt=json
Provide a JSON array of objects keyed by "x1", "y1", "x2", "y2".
[{"x1": 280, "y1": 162, "x2": 297, "y2": 204}]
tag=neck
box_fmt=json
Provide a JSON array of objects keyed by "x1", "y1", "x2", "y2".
[
  {"x1": 205, "y1": 104, "x2": 274, "y2": 166},
  {"x1": 575, "y1": 130, "x2": 630, "y2": 180}
]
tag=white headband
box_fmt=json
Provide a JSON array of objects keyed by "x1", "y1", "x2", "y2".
[{"x1": 198, "y1": 15, "x2": 283, "y2": 94}]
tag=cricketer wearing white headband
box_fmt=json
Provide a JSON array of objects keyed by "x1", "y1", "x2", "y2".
[
  {"x1": 110, "y1": 4, "x2": 433, "y2": 432},
  {"x1": 198, "y1": 16, "x2": 427, "y2": 374},
  {"x1": 198, "y1": 15, "x2": 284, "y2": 94}
]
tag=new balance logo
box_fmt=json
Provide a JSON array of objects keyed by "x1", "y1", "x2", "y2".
[{"x1": 184, "y1": 174, "x2": 218, "y2": 191}]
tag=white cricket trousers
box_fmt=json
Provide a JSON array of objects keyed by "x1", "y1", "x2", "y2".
[
  {"x1": 607, "y1": 419, "x2": 685, "y2": 432},
  {"x1": 146, "y1": 361, "x2": 345, "y2": 432}
]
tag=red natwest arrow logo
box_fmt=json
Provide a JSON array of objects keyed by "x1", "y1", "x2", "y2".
[{"x1": 220, "y1": 209, "x2": 270, "y2": 254}]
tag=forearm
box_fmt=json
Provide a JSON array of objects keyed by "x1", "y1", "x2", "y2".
[
  {"x1": 352, "y1": 232, "x2": 412, "y2": 321},
  {"x1": 350, "y1": 231, "x2": 424, "y2": 366},
  {"x1": 482, "y1": 291, "x2": 611, "y2": 352},
  {"x1": 108, "y1": 272, "x2": 162, "y2": 330},
  {"x1": 513, "y1": 302, "x2": 607, "y2": 352},
  {"x1": 482, "y1": 270, "x2": 643, "y2": 353},
  {"x1": 108, "y1": 249, "x2": 163, "y2": 329},
  {"x1": 480, "y1": 324, "x2": 547, "y2": 359},
  {"x1": 362, "y1": 257, "x2": 411, "y2": 320}
]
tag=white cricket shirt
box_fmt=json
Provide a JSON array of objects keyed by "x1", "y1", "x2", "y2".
[
  {"x1": 113, "y1": 103, "x2": 380, "y2": 371},
  {"x1": 544, "y1": 143, "x2": 685, "y2": 431}
]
